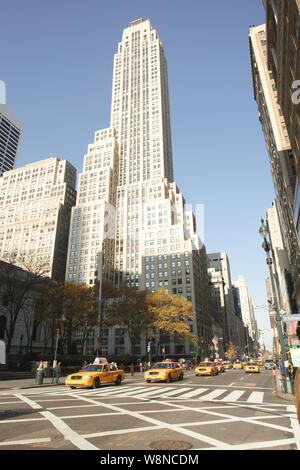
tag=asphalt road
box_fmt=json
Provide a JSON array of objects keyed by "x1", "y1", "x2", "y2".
[{"x1": 0, "y1": 368, "x2": 299, "y2": 452}]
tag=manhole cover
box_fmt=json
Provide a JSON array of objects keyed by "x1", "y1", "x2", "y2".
[{"x1": 150, "y1": 440, "x2": 193, "y2": 450}]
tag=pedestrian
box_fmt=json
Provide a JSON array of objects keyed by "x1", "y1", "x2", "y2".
[
  {"x1": 130, "y1": 363, "x2": 135, "y2": 376},
  {"x1": 54, "y1": 362, "x2": 61, "y2": 384},
  {"x1": 82, "y1": 360, "x2": 88, "y2": 369},
  {"x1": 139, "y1": 361, "x2": 143, "y2": 373}
]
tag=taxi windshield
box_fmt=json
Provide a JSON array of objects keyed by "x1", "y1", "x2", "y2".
[
  {"x1": 199, "y1": 362, "x2": 213, "y2": 367},
  {"x1": 248, "y1": 362, "x2": 258, "y2": 366},
  {"x1": 83, "y1": 365, "x2": 103, "y2": 372},
  {"x1": 153, "y1": 363, "x2": 172, "y2": 369}
]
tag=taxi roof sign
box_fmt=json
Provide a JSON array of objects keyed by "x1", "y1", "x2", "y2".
[{"x1": 93, "y1": 357, "x2": 108, "y2": 364}]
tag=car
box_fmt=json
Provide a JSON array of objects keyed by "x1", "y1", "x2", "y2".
[
  {"x1": 241, "y1": 361, "x2": 248, "y2": 367},
  {"x1": 144, "y1": 361, "x2": 184, "y2": 383},
  {"x1": 65, "y1": 361, "x2": 125, "y2": 389},
  {"x1": 215, "y1": 362, "x2": 225, "y2": 373},
  {"x1": 233, "y1": 361, "x2": 243, "y2": 370},
  {"x1": 195, "y1": 362, "x2": 218, "y2": 376},
  {"x1": 223, "y1": 361, "x2": 233, "y2": 369},
  {"x1": 264, "y1": 359, "x2": 276, "y2": 370},
  {"x1": 244, "y1": 362, "x2": 260, "y2": 373}
]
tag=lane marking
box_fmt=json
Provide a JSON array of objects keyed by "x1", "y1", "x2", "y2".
[
  {"x1": 0, "y1": 438, "x2": 51, "y2": 446},
  {"x1": 160, "y1": 387, "x2": 192, "y2": 398},
  {"x1": 15, "y1": 393, "x2": 99, "y2": 450},
  {"x1": 198, "y1": 389, "x2": 227, "y2": 401},
  {"x1": 178, "y1": 388, "x2": 209, "y2": 399},
  {"x1": 221, "y1": 390, "x2": 245, "y2": 402},
  {"x1": 247, "y1": 392, "x2": 264, "y2": 403},
  {"x1": 131, "y1": 387, "x2": 168, "y2": 399},
  {"x1": 290, "y1": 417, "x2": 300, "y2": 450},
  {"x1": 72, "y1": 392, "x2": 230, "y2": 449}
]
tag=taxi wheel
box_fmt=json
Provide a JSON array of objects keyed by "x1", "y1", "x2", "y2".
[
  {"x1": 115, "y1": 375, "x2": 122, "y2": 386},
  {"x1": 166, "y1": 374, "x2": 171, "y2": 383},
  {"x1": 93, "y1": 377, "x2": 100, "y2": 389},
  {"x1": 179, "y1": 373, "x2": 183, "y2": 381}
]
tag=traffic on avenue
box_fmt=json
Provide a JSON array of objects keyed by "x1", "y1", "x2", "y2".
[{"x1": 0, "y1": 357, "x2": 299, "y2": 453}]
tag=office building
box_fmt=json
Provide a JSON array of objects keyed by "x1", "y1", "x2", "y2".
[
  {"x1": 67, "y1": 19, "x2": 212, "y2": 358},
  {"x1": 249, "y1": 24, "x2": 299, "y2": 309},
  {"x1": 0, "y1": 158, "x2": 76, "y2": 281},
  {"x1": 207, "y1": 252, "x2": 246, "y2": 352},
  {"x1": 0, "y1": 104, "x2": 23, "y2": 176},
  {"x1": 263, "y1": 0, "x2": 300, "y2": 306}
]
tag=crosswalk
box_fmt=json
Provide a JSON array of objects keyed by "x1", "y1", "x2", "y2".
[
  {"x1": 64, "y1": 385, "x2": 266, "y2": 404},
  {"x1": 2, "y1": 383, "x2": 269, "y2": 404}
]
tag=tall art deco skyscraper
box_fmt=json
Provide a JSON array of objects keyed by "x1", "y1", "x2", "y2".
[{"x1": 66, "y1": 19, "x2": 212, "y2": 358}]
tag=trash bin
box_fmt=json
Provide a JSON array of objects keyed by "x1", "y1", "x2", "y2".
[{"x1": 35, "y1": 370, "x2": 44, "y2": 385}]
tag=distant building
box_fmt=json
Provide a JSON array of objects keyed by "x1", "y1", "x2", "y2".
[
  {"x1": 0, "y1": 158, "x2": 76, "y2": 281},
  {"x1": 207, "y1": 252, "x2": 245, "y2": 353},
  {"x1": 0, "y1": 104, "x2": 23, "y2": 176}
]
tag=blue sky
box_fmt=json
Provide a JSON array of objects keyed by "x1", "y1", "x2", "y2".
[{"x1": 1, "y1": 0, "x2": 275, "y2": 348}]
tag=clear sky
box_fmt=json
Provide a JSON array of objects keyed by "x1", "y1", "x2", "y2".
[{"x1": 1, "y1": 0, "x2": 275, "y2": 348}]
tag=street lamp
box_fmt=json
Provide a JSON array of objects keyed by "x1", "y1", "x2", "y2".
[{"x1": 259, "y1": 218, "x2": 293, "y2": 393}]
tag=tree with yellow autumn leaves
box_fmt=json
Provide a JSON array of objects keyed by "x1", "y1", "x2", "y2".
[{"x1": 104, "y1": 286, "x2": 196, "y2": 358}]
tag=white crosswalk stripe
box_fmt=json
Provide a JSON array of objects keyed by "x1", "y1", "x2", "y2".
[
  {"x1": 178, "y1": 388, "x2": 209, "y2": 399},
  {"x1": 160, "y1": 387, "x2": 191, "y2": 398},
  {"x1": 71, "y1": 386, "x2": 133, "y2": 396},
  {"x1": 197, "y1": 389, "x2": 227, "y2": 401},
  {"x1": 132, "y1": 387, "x2": 168, "y2": 399},
  {"x1": 247, "y1": 391, "x2": 264, "y2": 403},
  {"x1": 117, "y1": 387, "x2": 152, "y2": 397},
  {"x1": 221, "y1": 390, "x2": 245, "y2": 402}
]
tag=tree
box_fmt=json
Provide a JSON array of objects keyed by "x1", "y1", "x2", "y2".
[
  {"x1": 0, "y1": 254, "x2": 51, "y2": 355},
  {"x1": 225, "y1": 341, "x2": 238, "y2": 362},
  {"x1": 104, "y1": 283, "x2": 153, "y2": 358},
  {"x1": 146, "y1": 288, "x2": 197, "y2": 354},
  {"x1": 44, "y1": 282, "x2": 98, "y2": 354}
]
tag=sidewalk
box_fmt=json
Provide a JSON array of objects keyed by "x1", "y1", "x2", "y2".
[
  {"x1": 275, "y1": 372, "x2": 296, "y2": 402},
  {"x1": 0, "y1": 374, "x2": 67, "y2": 391}
]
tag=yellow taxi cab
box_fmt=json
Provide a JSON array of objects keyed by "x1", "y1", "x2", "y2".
[
  {"x1": 258, "y1": 360, "x2": 264, "y2": 367},
  {"x1": 215, "y1": 362, "x2": 225, "y2": 373},
  {"x1": 244, "y1": 361, "x2": 260, "y2": 373},
  {"x1": 223, "y1": 361, "x2": 233, "y2": 370},
  {"x1": 233, "y1": 361, "x2": 243, "y2": 370},
  {"x1": 65, "y1": 358, "x2": 125, "y2": 389},
  {"x1": 195, "y1": 362, "x2": 218, "y2": 376},
  {"x1": 144, "y1": 361, "x2": 184, "y2": 383},
  {"x1": 242, "y1": 361, "x2": 248, "y2": 368}
]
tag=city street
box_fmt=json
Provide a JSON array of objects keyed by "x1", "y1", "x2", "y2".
[{"x1": 0, "y1": 368, "x2": 299, "y2": 451}]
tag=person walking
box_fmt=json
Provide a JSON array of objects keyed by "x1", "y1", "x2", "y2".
[
  {"x1": 54, "y1": 362, "x2": 61, "y2": 384},
  {"x1": 130, "y1": 363, "x2": 135, "y2": 376}
]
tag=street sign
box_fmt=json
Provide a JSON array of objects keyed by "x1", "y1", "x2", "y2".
[
  {"x1": 283, "y1": 314, "x2": 300, "y2": 322},
  {"x1": 290, "y1": 347, "x2": 300, "y2": 367}
]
